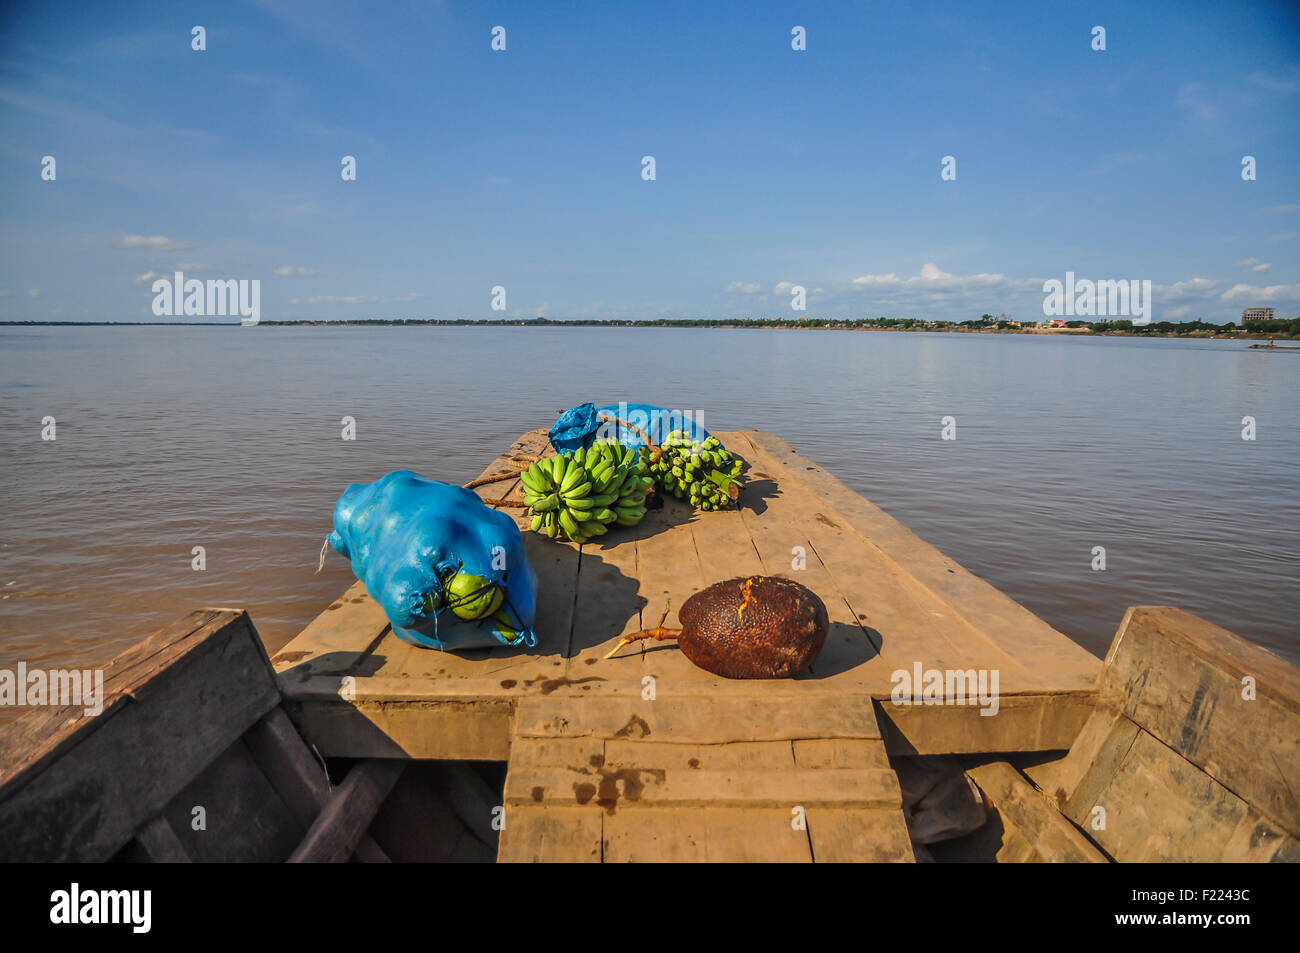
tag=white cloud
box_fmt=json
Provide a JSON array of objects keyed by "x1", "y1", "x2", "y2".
[
  {"x1": 305, "y1": 295, "x2": 379, "y2": 305},
  {"x1": 1248, "y1": 70, "x2": 1299, "y2": 94},
  {"x1": 273, "y1": 265, "x2": 318, "y2": 277},
  {"x1": 1220, "y1": 283, "x2": 1300, "y2": 303},
  {"x1": 27, "y1": 288, "x2": 39, "y2": 297},
  {"x1": 397, "y1": 293, "x2": 425, "y2": 301},
  {"x1": 1165, "y1": 305, "x2": 1190, "y2": 319},
  {"x1": 117, "y1": 234, "x2": 190, "y2": 251},
  {"x1": 725, "y1": 281, "x2": 762, "y2": 294},
  {"x1": 134, "y1": 271, "x2": 164, "y2": 284},
  {"x1": 1237, "y1": 258, "x2": 1270, "y2": 272},
  {"x1": 175, "y1": 262, "x2": 212, "y2": 272},
  {"x1": 1159, "y1": 278, "x2": 1216, "y2": 299},
  {"x1": 852, "y1": 272, "x2": 901, "y2": 287},
  {"x1": 852, "y1": 263, "x2": 1006, "y2": 293},
  {"x1": 772, "y1": 281, "x2": 799, "y2": 296}
]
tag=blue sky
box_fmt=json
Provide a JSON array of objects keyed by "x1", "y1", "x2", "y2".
[{"x1": 1, "y1": 0, "x2": 1297, "y2": 322}]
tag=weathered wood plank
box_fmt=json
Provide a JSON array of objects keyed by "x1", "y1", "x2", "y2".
[
  {"x1": 271, "y1": 583, "x2": 390, "y2": 679},
  {"x1": 289, "y1": 760, "x2": 404, "y2": 863},
  {"x1": 966, "y1": 760, "x2": 1106, "y2": 863},
  {"x1": 243, "y1": 707, "x2": 389, "y2": 861},
  {"x1": 508, "y1": 767, "x2": 901, "y2": 809},
  {"x1": 497, "y1": 806, "x2": 603, "y2": 862},
  {"x1": 1102, "y1": 606, "x2": 1300, "y2": 837},
  {"x1": 135, "y1": 814, "x2": 192, "y2": 863},
  {"x1": 603, "y1": 808, "x2": 811, "y2": 862},
  {"x1": 605, "y1": 740, "x2": 796, "y2": 771},
  {"x1": 742, "y1": 431, "x2": 1099, "y2": 692},
  {"x1": 162, "y1": 736, "x2": 305, "y2": 862},
  {"x1": 806, "y1": 808, "x2": 915, "y2": 862},
  {"x1": 514, "y1": 695, "x2": 881, "y2": 744},
  {"x1": 0, "y1": 610, "x2": 280, "y2": 862},
  {"x1": 283, "y1": 691, "x2": 514, "y2": 760},
  {"x1": 793, "y1": 738, "x2": 891, "y2": 770}
]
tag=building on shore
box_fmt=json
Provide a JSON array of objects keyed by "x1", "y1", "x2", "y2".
[{"x1": 1242, "y1": 307, "x2": 1275, "y2": 324}]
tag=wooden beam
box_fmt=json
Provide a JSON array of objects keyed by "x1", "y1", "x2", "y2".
[
  {"x1": 0, "y1": 609, "x2": 280, "y2": 862},
  {"x1": 966, "y1": 760, "x2": 1107, "y2": 863},
  {"x1": 1101, "y1": 606, "x2": 1300, "y2": 838},
  {"x1": 288, "y1": 760, "x2": 404, "y2": 863},
  {"x1": 244, "y1": 708, "x2": 390, "y2": 862},
  {"x1": 134, "y1": 814, "x2": 192, "y2": 863}
]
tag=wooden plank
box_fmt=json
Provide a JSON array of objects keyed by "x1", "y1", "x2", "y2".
[
  {"x1": 603, "y1": 808, "x2": 811, "y2": 862},
  {"x1": 162, "y1": 736, "x2": 305, "y2": 862},
  {"x1": 688, "y1": 506, "x2": 766, "y2": 581},
  {"x1": 514, "y1": 695, "x2": 881, "y2": 744},
  {"x1": 289, "y1": 760, "x2": 404, "y2": 863},
  {"x1": 498, "y1": 736, "x2": 604, "y2": 862},
  {"x1": 243, "y1": 708, "x2": 331, "y2": 820},
  {"x1": 1083, "y1": 728, "x2": 1251, "y2": 862},
  {"x1": 742, "y1": 431, "x2": 1100, "y2": 692},
  {"x1": 877, "y1": 690, "x2": 1097, "y2": 757},
  {"x1": 508, "y1": 767, "x2": 901, "y2": 809},
  {"x1": 0, "y1": 610, "x2": 280, "y2": 862},
  {"x1": 567, "y1": 522, "x2": 645, "y2": 670},
  {"x1": 1101, "y1": 606, "x2": 1300, "y2": 837},
  {"x1": 497, "y1": 806, "x2": 603, "y2": 862},
  {"x1": 1021, "y1": 706, "x2": 1139, "y2": 818},
  {"x1": 271, "y1": 583, "x2": 391, "y2": 679},
  {"x1": 243, "y1": 707, "x2": 389, "y2": 861},
  {"x1": 806, "y1": 808, "x2": 915, "y2": 862},
  {"x1": 625, "y1": 502, "x2": 738, "y2": 690},
  {"x1": 793, "y1": 738, "x2": 891, "y2": 770},
  {"x1": 135, "y1": 815, "x2": 191, "y2": 863},
  {"x1": 507, "y1": 736, "x2": 605, "y2": 772},
  {"x1": 283, "y1": 691, "x2": 514, "y2": 760},
  {"x1": 605, "y1": 740, "x2": 796, "y2": 771},
  {"x1": 966, "y1": 760, "x2": 1106, "y2": 862}
]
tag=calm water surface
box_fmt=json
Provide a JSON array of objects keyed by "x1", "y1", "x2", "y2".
[{"x1": 1, "y1": 326, "x2": 1297, "y2": 721}]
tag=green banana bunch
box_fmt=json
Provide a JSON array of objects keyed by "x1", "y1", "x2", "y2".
[
  {"x1": 640, "y1": 430, "x2": 744, "y2": 511},
  {"x1": 520, "y1": 439, "x2": 653, "y2": 543}
]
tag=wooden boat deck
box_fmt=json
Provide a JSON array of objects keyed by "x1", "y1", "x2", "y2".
[
  {"x1": 275, "y1": 430, "x2": 1100, "y2": 756},
  {"x1": 272, "y1": 429, "x2": 1103, "y2": 860}
]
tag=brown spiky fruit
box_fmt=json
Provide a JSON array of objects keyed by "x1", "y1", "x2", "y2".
[{"x1": 605, "y1": 575, "x2": 828, "y2": 678}]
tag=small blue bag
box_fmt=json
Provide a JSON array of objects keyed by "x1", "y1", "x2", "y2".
[
  {"x1": 327, "y1": 471, "x2": 538, "y2": 650},
  {"x1": 549, "y1": 401, "x2": 711, "y2": 452}
]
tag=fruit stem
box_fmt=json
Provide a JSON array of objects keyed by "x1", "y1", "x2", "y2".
[
  {"x1": 463, "y1": 469, "x2": 524, "y2": 489},
  {"x1": 603, "y1": 600, "x2": 678, "y2": 659},
  {"x1": 603, "y1": 627, "x2": 683, "y2": 659}
]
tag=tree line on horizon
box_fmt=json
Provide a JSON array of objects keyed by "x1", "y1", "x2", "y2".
[{"x1": 3, "y1": 314, "x2": 1297, "y2": 335}]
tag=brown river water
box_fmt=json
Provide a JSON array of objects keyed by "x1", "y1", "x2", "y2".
[{"x1": 1, "y1": 325, "x2": 1296, "y2": 724}]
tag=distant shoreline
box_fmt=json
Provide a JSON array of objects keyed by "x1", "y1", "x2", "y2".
[{"x1": 1, "y1": 319, "x2": 1294, "y2": 340}]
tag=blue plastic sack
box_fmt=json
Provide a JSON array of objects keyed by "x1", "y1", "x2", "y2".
[
  {"x1": 549, "y1": 401, "x2": 711, "y2": 453},
  {"x1": 327, "y1": 471, "x2": 538, "y2": 651}
]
